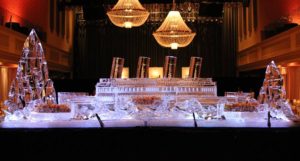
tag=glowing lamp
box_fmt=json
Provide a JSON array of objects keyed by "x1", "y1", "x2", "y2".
[
  {"x1": 181, "y1": 67, "x2": 189, "y2": 78},
  {"x1": 124, "y1": 22, "x2": 133, "y2": 28},
  {"x1": 153, "y1": 8, "x2": 196, "y2": 50},
  {"x1": 280, "y1": 67, "x2": 287, "y2": 75},
  {"x1": 122, "y1": 67, "x2": 129, "y2": 78},
  {"x1": 149, "y1": 67, "x2": 163, "y2": 78},
  {"x1": 171, "y1": 43, "x2": 179, "y2": 50}
]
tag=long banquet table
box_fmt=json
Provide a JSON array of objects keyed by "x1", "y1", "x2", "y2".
[{"x1": 1, "y1": 119, "x2": 300, "y2": 128}]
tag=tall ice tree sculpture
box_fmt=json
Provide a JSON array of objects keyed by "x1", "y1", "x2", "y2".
[
  {"x1": 4, "y1": 29, "x2": 56, "y2": 113},
  {"x1": 258, "y1": 61, "x2": 295, "y2": 120}
]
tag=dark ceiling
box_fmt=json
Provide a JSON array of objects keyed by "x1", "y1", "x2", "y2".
[
  {"x1": 60, "y1": 0, "x2": 245, "y2": 6},
  {"x1": 60, "y1": 0, "x2": 245, "y2": 21}
]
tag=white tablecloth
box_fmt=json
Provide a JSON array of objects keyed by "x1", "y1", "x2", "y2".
[{"x1": 0, "y1": 119, "x2": 296, "y2": 128}]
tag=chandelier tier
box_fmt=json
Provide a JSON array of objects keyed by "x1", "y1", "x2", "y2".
[
  {"x1": 153, "y1": 1, "x2": 196, "y2": 50},
  {"x1": 107, "y1": 0, "x2": 150, "y2": 28}
]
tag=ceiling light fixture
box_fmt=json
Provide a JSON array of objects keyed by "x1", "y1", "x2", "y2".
[
  {"x1": 107, "y1": 0, "x2": 150, "y2": 29},
  {"x1": 153, "y1": 0, "x2": 196, "y2": 50}
]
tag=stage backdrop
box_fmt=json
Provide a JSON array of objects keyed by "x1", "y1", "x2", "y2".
[{"x1": 73, "y1": 3, "x2": 238, "y2": 79}]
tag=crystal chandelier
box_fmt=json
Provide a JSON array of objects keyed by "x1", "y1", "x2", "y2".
[
  {"x1": 153, "y1": 0, "x2": 196, "y2": 50},
  {"x1": 107, "y1": 0, "x2": 150, "y2": 28}
]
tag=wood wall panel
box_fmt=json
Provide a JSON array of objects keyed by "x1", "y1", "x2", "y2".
[
  {"x1": 248, "y1": 50, "x2": 258, "y2": 63},
  {"x1": 238, "y1": 54, "x2": 248, "y2": 66},
  {"x1": 0, "y1": 26, "x2": 71, "y2": 72},
  {"x1": 15, "y1": 39, "x2": 24, "y2": 55},
  {"x1": 49, "y1": 50, "x2": 60, "y2": 62},
  {"x1": 296, "y1": 32, "x2": 300, "y2": 47},
  {"x1": 287, "y1": 67, "x2": 300, "y2": 99},
  {"x1": 0, "y1": 33, "x2": 9, "y2": 49},
  {"x1": 261, "y1": 38, "x2": 290, "y2": 58},
  {"x1": 61, "y1": 55, "x2": 70, "y2": 66},
  {"x1": 238, "y1": 26, "x2": 300, "y2": 71}
]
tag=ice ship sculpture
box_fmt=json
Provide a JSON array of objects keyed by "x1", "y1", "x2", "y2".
[
  {"x1": 258, "y1": 61, "x2": 295, "y2": 120},
  {"x1": 4, "y1": 29, "x2": 57, "y2": 113},
  {"x1": 95, "y1": 78, "x2": 218, "y2": 120}
]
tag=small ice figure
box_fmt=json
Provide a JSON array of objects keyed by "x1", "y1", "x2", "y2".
[
  {"x1": 5, "y1": 110, "x2": 25, "y2": 121},
  {"x1": 216, "y1": 98, "x2": 227, "y2": 119}
]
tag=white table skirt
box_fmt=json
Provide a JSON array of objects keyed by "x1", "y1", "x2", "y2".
[{"x1": 0, "y1": 119, "x2": 296, "y2": 128}]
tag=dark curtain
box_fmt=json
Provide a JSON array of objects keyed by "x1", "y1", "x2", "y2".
[
  {"x1": 222, "y1": 2, "x2": 239, "y2": 77},
  {"x1": 74, "y1": 21, "x2": 224, "y2": 79}
]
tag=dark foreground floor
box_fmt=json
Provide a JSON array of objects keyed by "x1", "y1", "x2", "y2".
[{"x1": 1, "y1": 127, "x2": 300, "y2": 161}]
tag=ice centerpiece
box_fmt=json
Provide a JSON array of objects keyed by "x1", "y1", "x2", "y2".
[
  {"x1": 95, "y1": 56, "x2": 218, "y2": 120},
  {"x1": 4, "y1": 29, "x2": 74, "y2": 121},
  {"x1": 96, "y1": 78, "x2": 218, "y2": 120},
  {"x1": 258, "y1": 61, "x2": 295, "y2": 120}
]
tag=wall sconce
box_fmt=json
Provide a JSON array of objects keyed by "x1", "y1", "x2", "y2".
[
  {"x1": 181, "y1": 67, "x2": 189, "y2": 78},
  {"x1": 121, "y1": 67, "x2": 129, "y2": 79},
  {"x1": 280, "y1": 67, "x2": 287, "y2": 75},
  {"x1": 149, "y1": 67, "x2": 163, "y2": 78}
]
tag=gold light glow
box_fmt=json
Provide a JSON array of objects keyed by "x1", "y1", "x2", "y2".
[
  {"x1": 149, "y1": 67, "x2": 163, "y2": 78},
  {"x1": 287, "y1": 62, "x2": 300, "y2": 67},
  {"x1": 280, "y1": 67, "x2": 287, "y2": 75},
  {"x1": 121, "y1": 67, "x2": 129, "y2": 79},
  {"x1": 291, "y1": 9, "x2": 300, "y2": 25},
  {"x1": 107, "y1": 0, "x2": 150, "y2": 28},
  {"x1": 0, "y1": 67, "x2": 9, "y2": 102},
  {"x1": 181, "y1": 67, "x2": 189, "y2": 78},
  {"x1": 124, "y1": 22, "x2": 133, "y2": 28},
  {"x1": 153, "y1": 10, "x2": 196, "y2": 50}
]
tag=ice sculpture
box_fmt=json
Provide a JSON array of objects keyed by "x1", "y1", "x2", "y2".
[
  {"x1": 95, "y1": 78, "x2": 218, "y2": 120},
  {"x1": 4, "y1": 29, "x2": 61, "y2": 120},
  {"x1": 0, "y1": 108, "x2": 4, "y2": 122},
  {"x1": 258, "y1": 61, "x2": 295, "y2": 120}
]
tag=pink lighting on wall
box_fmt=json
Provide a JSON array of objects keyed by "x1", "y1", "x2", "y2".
[
  {"x1": 291, "y1": 9, "x2": 300, "y2": 24},
  {"x1": 0, "y1": 0, "x2": 48, "y2": 30}
]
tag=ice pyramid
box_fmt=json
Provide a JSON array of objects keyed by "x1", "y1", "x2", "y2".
[
  {"x1": 4, "y1": 29, "x2": 57, "y2": 113},
  {"x1": 258, "y1": 61, "x2": 294, "y2": 119}
]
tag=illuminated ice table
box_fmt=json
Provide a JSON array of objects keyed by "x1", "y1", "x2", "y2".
[{"x1": 1, "y1": 118, "x2": 297, "y2": 128}]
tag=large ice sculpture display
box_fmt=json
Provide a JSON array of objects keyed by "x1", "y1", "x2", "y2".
[
  {"x1": 2, "y1": 33, "x2": 296, "y2": 125},
  {"x1": 258, "y1": 61, "x2": 295, "y2": 120},
  {"x1": 4, "y1": 29, "x2": 73, "y2": 121},
  {"x1": 94, "y1": 56, "x2": 219, "y2": 120}
]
